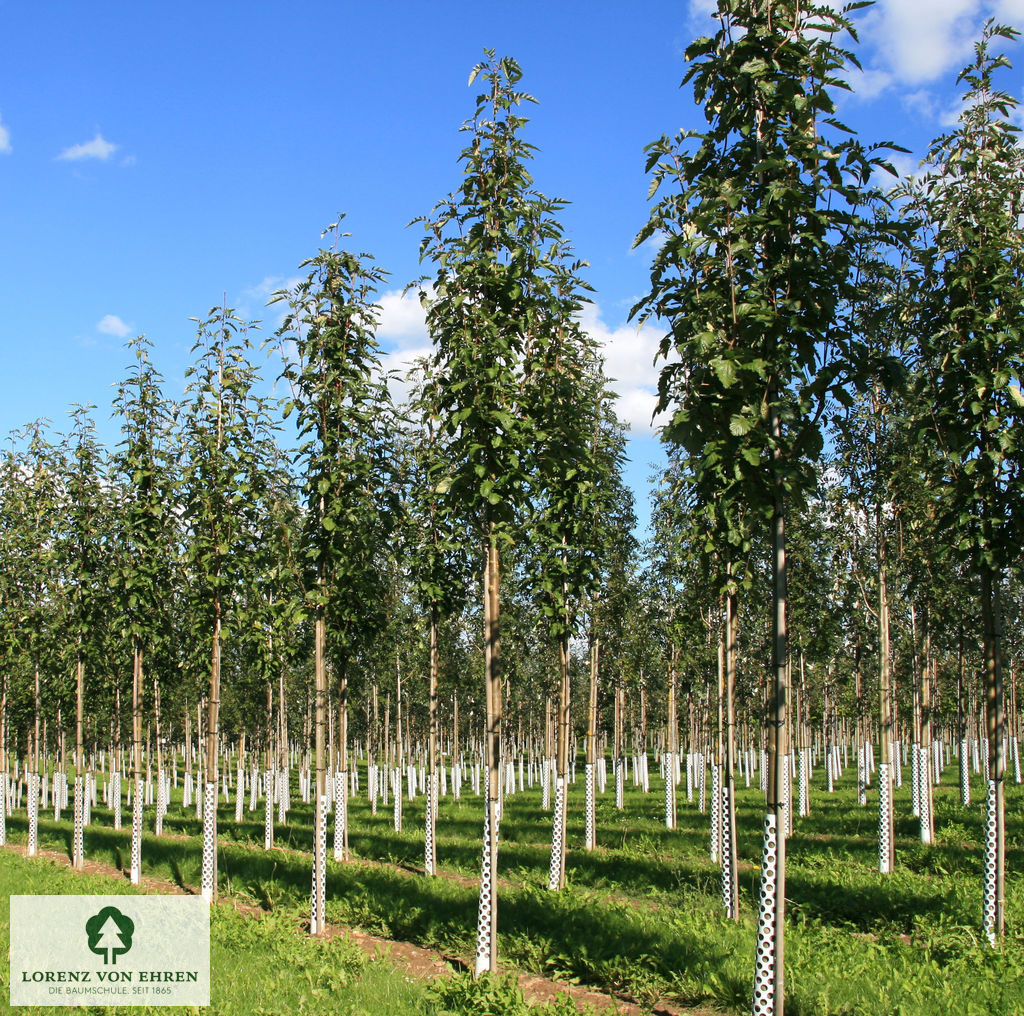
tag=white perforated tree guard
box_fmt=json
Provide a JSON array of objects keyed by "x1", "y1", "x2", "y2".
[
  {"x1": 424, "y1": 770, "x2": 438, "y2": 876},
  {"x1": 200, "y1": 781, "x2": 217, "y2": 903},
  {"x1": 752, "y1": 812, "x2": 780, "y2": 1016},
  {"x1": 27, "y1": 773, "x2": 39, "y2": 857},
  {"x1": 584, "y1": 762, "x2": 596, "y2": 850},
  {"x1": 333, "y1": 770, "x2": 347, "y2": 862},
  {"x1": 547, "y1": 776, "x2": 567, "y2": 891},
  {"x1": 918, "y1": 746, "x2": 932, "y2": 844},
  {"x1": 982, "y1": 778, "x2": 998, "y2": 945},
  {"x1": 155, "y1": 768, "x2": 165, "y2": 836},
  {"x1": 959, "y1": 739, "x2": 971, "y2": 806},
  {"x1": 73, "y1": 776, "x2": 84, "y2": 866},
  {"x1": 710, "y1": 764, "x2": 721, "y2": 862},
  {"x1": 474, "y1": 802, "x2": 497, "y2": 977},
  {"x1": 699, "y1": 755, "x2": 707, "y2": 814},
  {"x1": 310, "y1": 793, "x2": 328, "y2": 935},
  {"x1": 720, "y1": 782, "x2": 736, "y2": 916},
  {"x1": 664, "y1": 752, "x2": 676, "y2": 829},
  {"x1": 798, "y1": 750, "x2": 809, "y2": 817},
  {"x1": 264, "y1": 769, "x2": 274, "y2": 849},
  {"x1": 130, "y1": 778, "x2": 143, "y2": 884},
  {"x1": 878, "y1": 762, "x2": 892, "y2": 874}
]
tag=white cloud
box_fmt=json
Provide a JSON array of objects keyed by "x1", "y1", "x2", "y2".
[
  {"x1": 237, "y1": 275, "x2": 302, "y2": 331},
  {"x1": 57, "y1": 133, "x2": 118, "y2": 161},
  {"x1": 902, "y1": 87, "x2": 967, "y2": 127},
  {"x1": 97, "y1": 314, "x2": 131, "y2": 338},
  {"x1": 844, "y1": 66, "x2": 894, "y2": 102},
  {"x1": 242, "y1": 275, "x2": 301, "y2": 304},
  {"x1": 995, "y1": 0, "x2": 1024, "y2": 18},
  {"x1": 576, "y1": 302, "x2": 667, "y2": 435},
  {"x1": 686, "y1": 0, "x2": 718, "y2": 21},
  {"x1": 376, "y1": 287, "x2": 431, "y2": 348},
  {"x1": 870, "y1": 150, "x2": 927, "y2": 192},
  {"x1": 862, "y1": 0, "x2": 986, "y2": 85},
  {"x1": 374, "y1": 295, "x2": 667, "y2": 431},
  {"x1": 0, "y1": 113, "x2": 10, "y2": 154}
]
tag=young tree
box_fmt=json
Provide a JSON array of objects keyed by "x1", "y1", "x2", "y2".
[
  {"x1": 181, "y1": 308, "x2": 275, "y2": 903},
  {"x1": 415, "y1": 51, "x2": 592, "y2": 974},
  {"x1": 910, "y1": 21, "x2": 1024, "y2": 942},
  {"x1": 112, "y1": 339, "x2": 179, "y2": 885},
  {"x1": 633, "y1": 3, "x2": 898, "y2": 1011},
  {"x1": 273, "y1": 223, "x2": 398, "y2": 932},
  {"x1": 57, "y1": 406, "x2": 111, "y2": 869},
  {"x1": 524, "y1": 312, "x2": 618, "y2": 892},
  {"x1": 398, "y1": 363, "x2": 469, "y2": 878},
  {"x1": 0, "y1": 422, "x2": 61, "y2": 858}
]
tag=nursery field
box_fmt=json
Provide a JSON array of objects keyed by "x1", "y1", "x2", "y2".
[{"x1": 3, "y1": 760, "x2": 1022, "y2": 1016}]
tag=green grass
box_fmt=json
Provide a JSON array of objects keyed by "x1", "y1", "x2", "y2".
[
  {"x1": 0, "y1": 848, "x2": 435, "y2": 1016},
  {"x1": 5, "y1": 758, "x2": 1024, "y2": 1014}
]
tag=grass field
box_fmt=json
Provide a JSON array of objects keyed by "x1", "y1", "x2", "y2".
[{"x1": 3, "y1": 757, "x2": 1022, "y2": 1015}]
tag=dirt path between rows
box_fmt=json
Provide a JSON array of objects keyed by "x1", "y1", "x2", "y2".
[{"x1": 3, "y1": 842, "x2": 710, "y2": 1016}]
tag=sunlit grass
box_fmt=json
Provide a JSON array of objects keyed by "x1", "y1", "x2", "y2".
[{"x1": 5, "y1": 755, "x2": 1023, "y2": 1014}]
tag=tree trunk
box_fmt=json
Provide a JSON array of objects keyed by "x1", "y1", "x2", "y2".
[
  {"x1": 752, "y1": 404, "x2": 788, "y2": 1016},
  {"x1": 547, "y1": 632, "x2": 571, "y2": 890},
  {"x1": 665, "y1": 644, "x2": 678, "y2": 830},
  {"x1": 980, "y1": 566, "x2": 1006, "y2": 943},
  {"x1": 311, "y1": 609, "x2": 327, "y2": 934},
  {"x1": 334, "y1": 660, "x2": 350, "y2": 863},
  {"x1": 585, "y1": 634, "x2": 598, "y2": 850},
  {"x1": 130, "y1": 644, "x2": 144, "y2": 885},
  {"x1": 474, "y1": 532, "x2": 502, "y2": 976},
  {"x1": 426, "y1": 606, "x2": 439, "y2": 876},
  {"x1": 154, "y1": 679, "x2": 165, "y2": 837},
  {"x1": 877, "y1": 519, "x2": 895, "y2": 874},
  {"x1": 201, "y1": 608, "x2": 221, "y2": 903},
  {"x1": 722, "y1": 578, "x2": 739, "y2": 920},
  {"x1": 73, "y1": 655, "x2": 85, "y2": 867}
]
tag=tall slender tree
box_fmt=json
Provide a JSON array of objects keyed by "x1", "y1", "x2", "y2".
[
  {"x1": 273, "y1": 223, "x2": 398, "y2": 931},
  {"x1": 415, "y1": 51, "x2": 592, "y2": 974},
  {"x1": 633, "y1": 3, "x2": 898, "y2": 1011},
  {"x1": 909, "y1": 21, "x2": 1024, "y2": 943},
  {"x1": 57, "y1": 406, "x2": 110, "y2": 869},
  {"x1": 181, "y1": 309, "x2": 275, "y2": 903}
]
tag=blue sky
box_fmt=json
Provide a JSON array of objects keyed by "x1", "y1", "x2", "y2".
[{"x1": 2, "y1": 0, "x2": 1022, "y2": 535}]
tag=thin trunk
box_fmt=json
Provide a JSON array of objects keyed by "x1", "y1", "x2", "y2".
[
  {"x1": 877, "y1": 518, "x2": 895, "y2": 873},
  {"x1": 73, "y1": 654, "x2": 85, "y2": 867},
  {"x1": 335, "y1": 659, "x2": 350, "y2": 862},
  {"x1": 474, "y1": 531, "x2": 502, "y2": 976},
  {"x1": 201, "y1": 605, "x2": 222, "y2": 902},
  {"x1": 585, "y1": 634, "x2": 598, "y2": 850},
  {"x1": 980, "y1": 566, "x2": 1006, "y2": 942},
  {"x1": 753, "y1": 403, "x2": 788, "y2": 1016},
  {"x1": 311, "y1": 608, "x2": 327, "y2": 933},
  {"x1": 426, "y1": 605, "x2": 439, "y2": 876},
  {"x1": 130, "y1": 643, "x2": 143, "y2": 884},
  {"x1": 548, "y1": 631, "x2": 571, "y2": 890},
  {"x1": 723, "y1": 575, "x2": 739, "y2": 920}
]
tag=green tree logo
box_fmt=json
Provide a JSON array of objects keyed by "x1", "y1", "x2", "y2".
[{"x1": 85, "y1": 906, "x2": 135, "y2": 965}]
